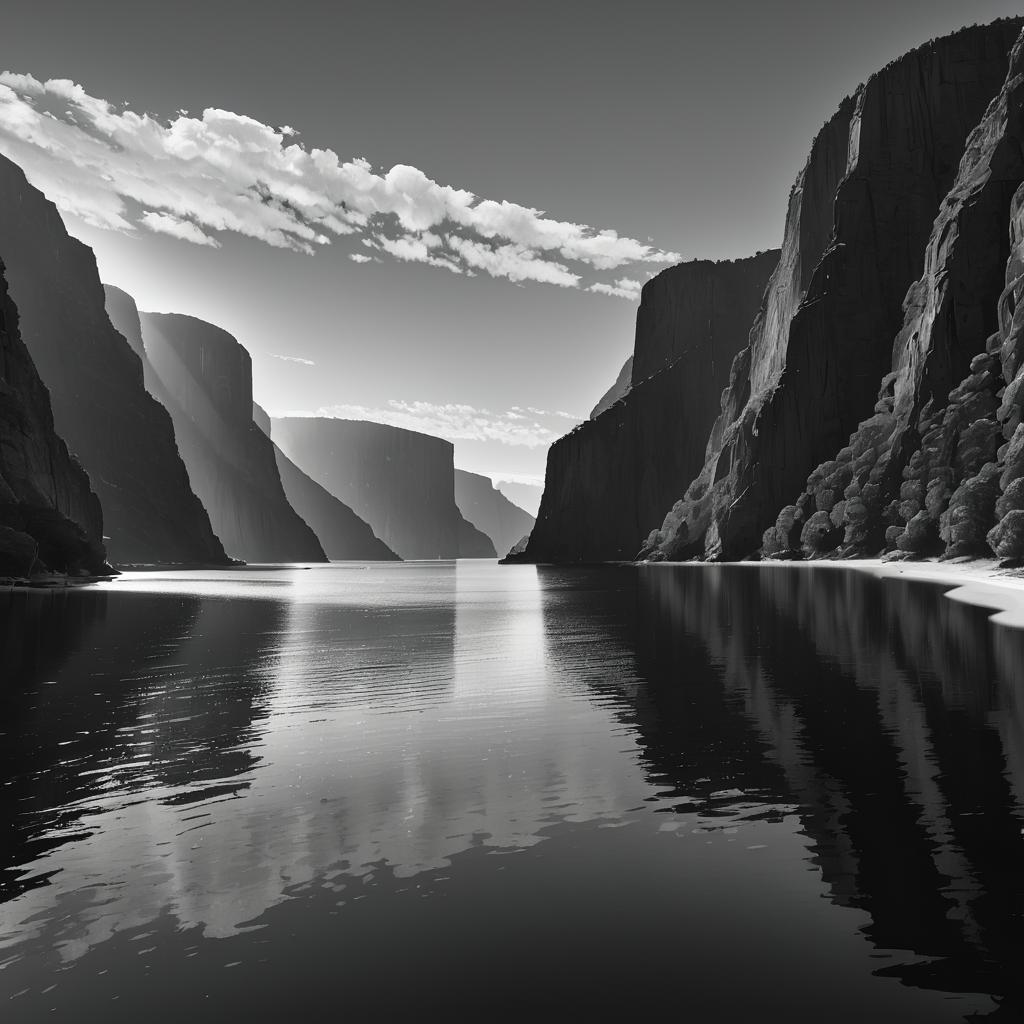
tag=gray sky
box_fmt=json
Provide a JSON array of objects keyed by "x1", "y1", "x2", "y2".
[{"x1": 1, "y1": 0, "x2": 1020, "y2": 507}]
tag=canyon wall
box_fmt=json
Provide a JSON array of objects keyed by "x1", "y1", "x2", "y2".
[
  {"x1": 0, "y1": 261, "x2": 106, "y2": 575},
  {"x1": 454, "y1": 469, "x2": 534, "y2": 557},
  {"x1": 272, "y1": 417, "x2": 490, "y2": 559},
  {"x1": 760, "y1": 26, "x2": 1024, "y2": 562},
  {"x1": 519, "y1": 253, "x2": 778, "y2": 562},
  {"x1": 129, "y1": 309, "x2": 326, "y2": 563},
  {"x1": 0, "y1": 156, "x2": 227, "y2": 565},
  {"x1": 643, "y1": 19, "x2": 1024, "y2": 561},
  {"x1": 272, "y1": 445, "x2": 399, "y2": 561}
]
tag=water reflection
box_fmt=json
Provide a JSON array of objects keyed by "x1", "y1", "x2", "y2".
[{"x1": 1, "y1": 563, "x2": 1023, "y2": 1018}]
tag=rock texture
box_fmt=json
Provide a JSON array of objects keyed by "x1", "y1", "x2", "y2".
[
  {"x1": 272, "y1": 444, "x2": 399, "y2": 561},
  {"x1": 0, "y1": 157, "x2": 227, "y2": 565},
  {"x1": 518, "y1": 253, "x2": 778, "y2": 562},
  {"x1": 454, "y1": 469, "x2": 534, "y2": 557},
  {"x1": 644, "y1": 20, "x2": 1024, "y2": 562},
  {"x1": 758, "y1": 23, "x2": 1024, "y2": 563},
  {"x1": 123, "y1": 307, "x2": 326, "y2": 563},
  {"x1": 0, "y1": 261, "x2": 106, "y2": 576},
  {"x1": 272, "y1": 417, "x2": 485, "y2": 559}
]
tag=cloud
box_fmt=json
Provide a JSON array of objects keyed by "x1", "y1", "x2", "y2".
[
  {"x1": 139, "y1": 210, "x2": 220, "y2": 247},
  {"x1": 276, "y1": 400, "x2": 583, "y2": 448},
  {"x1": 588, "y1": 276, "x2": 643, "y2": 300},
  {"x1": 0, "y1": 71, "x2": 678, "y2": 298},
  {"x1": 348, "y1": 253, "x2": 373, "y2": 263},
  {"x1": 268, "y1": 352, "x2": 315, "y2": 366}
]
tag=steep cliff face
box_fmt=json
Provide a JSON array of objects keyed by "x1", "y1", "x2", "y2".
[
  {"x1": 0, "y1": 157, "x2": 227, "y2": 566},
  {"x1": 272, "y1": 417, "x2": 475, "y2": 559},
  {"x1": 645, "y1": 20, "x2": 1024, "y2": 562},
  {"x1": 761, "y1": 27, "x2": 1024, "y2": 562},
  {"x1": 454, "y1": 469, "x2": 533, "y2": 557},
  {"x1": 521, "y1": 253, "x2": 778, "y2": 562},
  {"x1": 130, "y1": 311, "x2": 326, "y2": 563},
  {"x1": 0, "y1": 261, "x2": 106, "y2": 575},
  {"x1": 271, "y1": 444, "x2": 399, "y2": 561}
]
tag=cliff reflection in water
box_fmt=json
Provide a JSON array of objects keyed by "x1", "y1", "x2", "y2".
[
  {"x1": 633, "y1": 564, "x2": 1024, "y2": 1013},
  {"x1": 1, "y1": 562, "x2": 1023, "y2": 1018}
]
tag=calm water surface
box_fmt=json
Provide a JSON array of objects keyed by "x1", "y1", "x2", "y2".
[{"x1": 2, "y1": 561, "x2": 1024, "y2": 1020}]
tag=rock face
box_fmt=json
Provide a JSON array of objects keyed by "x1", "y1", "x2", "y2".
[
  {"x1": 272, "y1": 417, "x2": 486, "y2": 559},
  {"x1": 0, "y1": 261, "x2": 106, "y2": 575},
  {"x1": 645, "y1": 20, "x2": 1024, "y2": 562},
  {"x1": 520, "y1": 253, "x2": 778, "y2": 562},
  {"x1": 0, "y1": 156, "x2": 227, "y2": 566},
  {"x1": 454, "y1": 469, "x2": 534, "y2": 557},
  {"x1": 758, "y1": 23, "x2": 1024, "y2": 563},
  {"x1": 271, "y1": 445, "x2": 399, "y2": 561},
  {"x1": 125, "y1": 308, "x2": 326, "y2": 563},
  {"x1": 589, "y1": 356, "x2": 632, "y2": 418}
]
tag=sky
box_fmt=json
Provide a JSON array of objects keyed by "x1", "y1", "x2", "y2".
[{"x1": 1, "y1": 0, "x2": 1021, "y2": 514}]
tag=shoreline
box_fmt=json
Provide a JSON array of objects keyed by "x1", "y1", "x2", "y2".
[{"x1": 641, "y1": 556, "x2": 1024, "y2": 629}]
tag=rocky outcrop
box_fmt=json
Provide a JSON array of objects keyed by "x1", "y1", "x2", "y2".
[
  {"x1": 0, "y1": 261, "x2": 106, "y2": 576},
  {"x1": 589, "y1": 356, "x2": 632, "y2": 418},
  {"x1": 272, "y1": 417, "x2": 478, "y2": 559},
  {"x1": 126, "y1": 309, "x2": 326, "y2": 563},
  {"x1": 272, "y1": 444, "x2": 399, "y2": 561},
  {"x1": 759, "y1": 24, "x2": 1024, "y2": 562},
  {"x1": 0, "y1": 157, "x2": 227, "y2": 566},
  {"x1": 454, "y1": 469, "x2": 534, "y2": 557},
  {"x1": 518, "y1": 253, "x2": 778, "y2": 562},
  {"x1": 645, "y1": 20, "x2": 1024, "y2": 562}
]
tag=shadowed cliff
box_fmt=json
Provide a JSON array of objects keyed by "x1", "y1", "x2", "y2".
[
  {"x1": 0, "y1": 156, "x2": 227, "y2": 566},
  {"x1": 0, "y1": 261, "x2": 106, "y2": 576},
  {"x1": 129, "y1": 309, "x2": 326, "y2": 563},
  {"x1": 644, "y1": 19, "x2": 1024, "y2": 562},
  {"x1": 760, "y1": 26, "x2": 1024, "y2": 564},
  {"x1": 518, "y1": 252, "x2": 778, "y2": 562}
]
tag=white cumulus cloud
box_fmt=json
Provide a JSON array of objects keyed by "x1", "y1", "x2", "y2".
[{"x1": 0, "y1": 71, "x2": 678, "y2": 299}]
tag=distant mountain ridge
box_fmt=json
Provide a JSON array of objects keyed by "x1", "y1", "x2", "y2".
[
  {"x1": 454, "y1": 469, "x2": 535, "y2": 557},
  {"x1": 273, "y1": 416, "x2": 493, "y2": 559}
]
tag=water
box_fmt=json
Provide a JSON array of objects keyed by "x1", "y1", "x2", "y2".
[{"x1": 2, "y1": 560, "x2": 1024, "y2": 1021}]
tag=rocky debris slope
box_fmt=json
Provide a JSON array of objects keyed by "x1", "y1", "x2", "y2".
[
  {"x1": 517, "y1": 253, "x2": 778, "y2": 562},
  {"x1": 759, "y1": 25, "x2": 1024, "y2": 563},
  {"x1": 454, "y1": 469, "x2": 534, "y2": 557},
  {"x1": 0, "y1": 157, "x2": 227, "y2": 566},
  {"x1": 272, "y1": 417, "x2": 485, "y2": 559},
  {"x1": 125, "y1": 310, "x2": 326, "y2": 563},
  {"x1": 0, "y1": 261, "x2": 106, "y2": 576},
  {"x1": 644, "y1": 20, "x2": 1023, "y2": 562}
]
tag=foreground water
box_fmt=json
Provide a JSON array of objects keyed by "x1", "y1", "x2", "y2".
[{"x1": 2, "y1": 561, "x2": 1024, "y2": 1019}]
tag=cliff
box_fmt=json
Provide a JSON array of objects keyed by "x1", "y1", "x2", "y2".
[
  {"x1": 519, "y1": 253, "x2": 778, "y2": 562},
  {"x1": 0, "y1": 156, "x2": 228, "y2": 566},
  {"x1": 271, "y1": 444, "x2": 399, "y2": 561},
  {"x1": 0, "y1": 261, "x2": 106, "y2": 576},
  {"x1": 761, "y1": 25, "x2": 1024, "y2": 562},
  {"x1": 272, "y1": 417, "x2": 482, "y2": 559},
  {"x1": 121, "y1": 307, "x2": 326, "y2": 563},
  {"x1": 454, "y1": 469, "x2": 533, "y2": 557},
  {"x1": 644, "y1": 20, "x2": 1024, "y2": 562}
]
